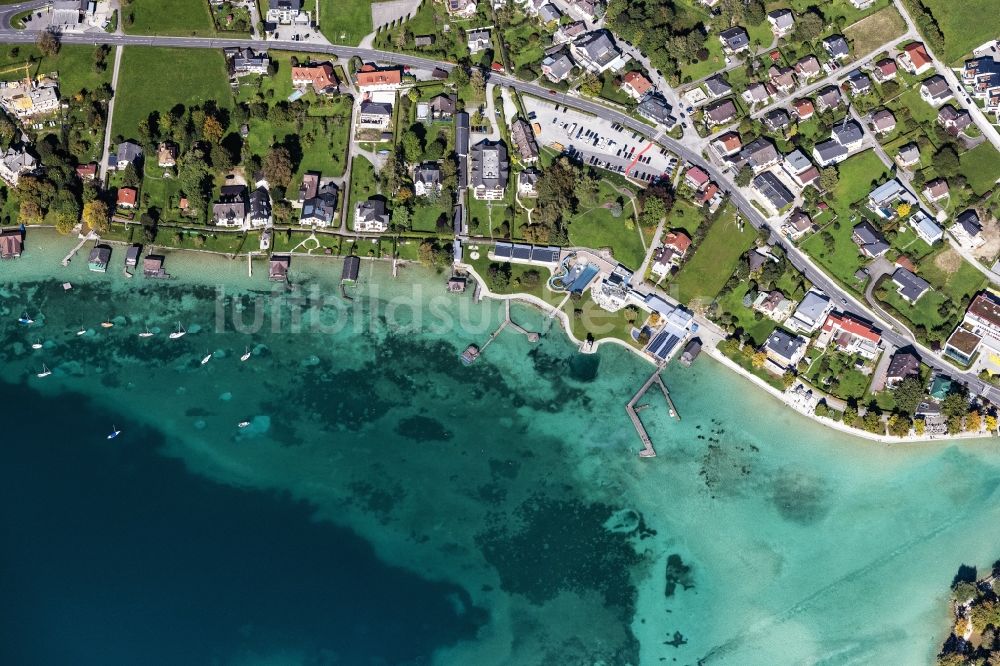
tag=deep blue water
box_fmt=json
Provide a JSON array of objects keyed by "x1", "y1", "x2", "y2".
[{"x1": 0, "y1": 380, "x2": 484, "y2": 666}]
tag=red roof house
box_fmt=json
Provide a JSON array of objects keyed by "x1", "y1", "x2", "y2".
[{"x1": 117, "y1": 187, "x2": 138, "y2": 209}]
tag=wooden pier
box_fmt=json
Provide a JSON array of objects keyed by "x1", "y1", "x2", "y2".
[
  {"x1": 61, "y1": 232, "x2": 94, "y2": 267},
  {"x1": 626, "y1": 368, "x2": 680, "y2": 458},
  {"x1": 474, "y1": 300, "x2": 541, "y2": 356}
]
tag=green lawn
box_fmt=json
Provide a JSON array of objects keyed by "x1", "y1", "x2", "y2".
[
  {"x1": 716, "y1": 286, "x2": 779, "y2": 345},
  {"x1": 918, "y1": 0, "x2": 1000, "y2": 63},
  {"x1": 959, "y1": 142, "x2": 1000, "y2": 196},
  {"x1": 663, "y1": 198, "x2": 705, "y2": 235},
  {"x1": 566, "y1": 182, "x2": 645, "y2": 269},
  {"x1": 112, "y1": 47, "x2": 233, "y2": 140},
  {"x1": 673, "y1": 205, "x2": 756, "y2": 306},
  {"x1": 319, "y1": 0, "x2": 373, "y2": 45},
  {"x1": 843, "y1": 5, "x2": 907, "y2": 57},
  {"x1": 782, "y1": 0, "x2": 891, "y2": 26},
  {"x1": 890, "y1": 87, "x2": 938, "y2": 124},
  {"x1": 466, "y1": 252, "x2": 564, "y2": 306},
  {"x1": 346, "y1": 156, "x2": 379, "y2": 231},
  {"x1": 122, "y1": 0, "x2": 218, "y2": 36},
  {"x1": 803, "y1": 350, "x2": 873, "y2": 401}
]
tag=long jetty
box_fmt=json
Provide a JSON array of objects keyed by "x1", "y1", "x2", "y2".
[
  {"x1": 626, "y1": 368, "x2": 680, "y2": 458},
  {"x1": 62, "y1": 232, "x2": 94, "y2": 267},
  {"x1": 477, "y1": 300, "x2": 541, "y2": 354}
]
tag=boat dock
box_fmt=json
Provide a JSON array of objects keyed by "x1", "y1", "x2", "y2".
[
  {"x1": 469, "y1": 300, "x2": 541, "y2": 358},
  {"x1": 61, "y1": 232, "x2": 94, "y2": 267},
  {"x1": 626, "y1": 368, "x2": 680, "y2": 458}
]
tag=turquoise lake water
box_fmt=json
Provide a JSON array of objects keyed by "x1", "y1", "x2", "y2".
[{"x1": 3, "y1": 229, "x2": 1000, "y2": 664}]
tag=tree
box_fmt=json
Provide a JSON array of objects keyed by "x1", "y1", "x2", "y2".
[
  {"x1": 819, "y1": 167, "x2": 839, "y2": 192},
  {"x1": 121, "y1": 163, "x2": 141, "y2": 189},
  {"x1": 37, "y1": 30, "x2": 60, "y2": 57},
  {"x1": 862, "y1": 409, "x2": 883, "y2": 434},
  {"x1": 580, "y1": 72, "x2": 602, "y2": 97},
  {"x1": 966, "y1": 410, "x2": 982, "y2": 432},
  {"x1": 202, "y1": 115, "x2": 225, "y2": 144},
  {"x1": 751, "y1": 351, "x2": 767, "y2": 368},
  {"x1": 448, "y1": 66, "x2": 469, "y2": 87},
  {"x1": 934, "y1": 144, "x2": 960, "y2": 176},
  {"x1": 887, "y1": 413, "x2": 912, "y2": 437},
  {"x1": 987, "y1": 415, "x2": 998, "y2": 432},
  {"x1": 942, "y1": 390, "x2": 970, "y2": 419},
  {"x1": 795, "y1": 10, "x2": 824, "y2": 41},
  {"x1": 896, "y1": 202, "x2": 911, "y2": 218},
  {"x1": 469, "y1": 69, "x2": 486, "y2": 98},
  {"x1": 390, "y1": 206, "x2": 410, "y2": 231},
  {"x1": 735, "y1": 166, "x2": 752, "y2": 187},
  {"x1": 263, "y1": 146, "x2": 293, "y2": 188},
  {"x1": 401, "y1": 129, "x2": 424, "y2": 163},
  {"x1": 914, "y1": 418, "x2": 926, "y2": 435},
  {"x1": 82, "y1": 200, "x2": 110, "y2": 234},
  {"x1": 891, "y1": 377, "x2": 924, "y2": 416},
  {"x1": 782, "y1": 371, "x2": 795, "y2": 389},
  {"x1": 947, "y1": 415, "x2": 963, "y2": 435},
  {"x1": 638, "y1": 195, "x2": 665, "y2": 227}
]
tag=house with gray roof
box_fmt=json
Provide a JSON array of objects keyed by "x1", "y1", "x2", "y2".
[
  {"x1": 823, "y1": 35, "x2": 850, "y2": 60},
  {"x1": 537, "y1": 3, "x2": 561, "y2": 23},
  {"x1": 753, "y1": 171, "x2": 794, "y2": 211},
  {"x1": 213, "y1": 185, "x2": 247, "y2": 228},
  {"x1": 467, "y1": 29, "x2": 491, "y2": 54},
  {"x1": 892, "y1": 267, "x2": 931, "y2": 303},
  {"x1": 354, "y1": 199, "x2": 390, "y2": 232},
  {"x1": 413, "y1": 164, "x2": 443, "y2": 197},
  {"x1": 763, "y1": 109, "x2": 790, "y2": 132},
  {"x1": 896, "y1": 142, "x2": 920, "y2": 168},
  {"x1": 637, "y1": 93, "x2": 674, "y2": 126},
  {"x1": 812, "y1": 120, "x2": 864, "y2": 167},
  {"x1": 0, "y1": 146, "x2": 37, "y2": 186},
  {"x1": 920, "y1": 75, "x2": 953, "y2": 105},
  {"x1": 816, "y1": 85, "x2": 842, "y2": 112},
  {"x1": 908, "y1": 210, "x2": 943, "y2": 244},
  {"x1": 740, "y1": 137, "x2": 780, "y2": 172},
  {"x1": 112, "y1": 141, "x2": 143, "y2": 171},
  {"x1": 788, "y1": 289, "x2": 833, "y2": 333},
  {"x1": 847, "y1": 72, "x2": 872, "y2": 95},
  {"x1": 704, "y1": 75, "x2": 732, "y2": 99},
  {"x1": 885, "y1": 349, "x2": 921, "y2": 387},
  {"x1": 719, "y1": 27, "x2": 750, "y2": 54},
  {"x1": 763, "y1": 328, "x2": 808, "y2": 370},
  {"x1": 541, "y1": 50, "x2": 574, "y2": 82},
  {"x1": 510, "y1": 118, "x2": 539, "y2": 163},
  {"x1": 470, "y1": 139, "x2": 509, "y2": 200},
  {"x1": 938, "y1": 104, "x2": 972, "y2": 134},
  {"x1": 852, "y1": 221, "x2": 889, "y2": 257},
  {"x1": 871, "y1": 109, "x2": 896, "y2": 135},
  {"x1": 300, "y1": 180, "x2": 338, "y2": 227},
  {"x1": 570, "y1": 31, "x2": 626, "y2": 73},
  {"x1": 704, "y1": 99, "x2": 737, "y2": 126},
  {"x1": 767, "y1": 9, "x2": 794, "y2": 37},
  {"x1": 249, "y1": 184, "x2": 272, "y2": 228},
  {"x1": 952, "y1": 210, "x2": 985, "y2": 249}
]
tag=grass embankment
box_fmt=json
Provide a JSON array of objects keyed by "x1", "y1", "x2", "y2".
[
  {"x1": 121, "y1": 0, "x2": 219, "y2": 37},
  {"x1": 673, "y1": 205, "x2": 756, "y2": 306}
]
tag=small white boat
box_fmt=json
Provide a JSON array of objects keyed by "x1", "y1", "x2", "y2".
[
  {"x1": 201, "y1": 353, "x2": 212, "y2": 365},
  {"x1": 36, "y1": 364, "x2": 51, "y2": 378},
  {"x1": 18, "y1": 312, "x2": 34, "y2": 325},
  {"x1": 238, "y1": 421, "x2": 250, "y2": 429},
  {"x1": 240, "y1": 347, "x2": 251, "y2": 362},
  {"x1": 31, "y1": 340, "x2": 43, "y2": 350},
  {"x1": 101, "y1": 319, "x2": 114, "y2": 329},
  {"x1": 76, "y1": 328, "x2": 87, "y2": 336},
  {"x1": 107, "y1": 425, "x2": 121, "y2": 440},
  {"x1": 169, "y1": 323, "x2": 186, "y2": 339},
  {"x1": 138, "y1": 327, "x2": 154, "y2": 338}
]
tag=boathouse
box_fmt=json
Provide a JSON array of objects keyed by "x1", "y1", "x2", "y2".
[
  {"x1": 125, "y1": 244, "x2": 141, "y2": 267},
  {"x1": 143, "y1": 255, "x2": 168, "y2": 278},
  {"x1": 342, "y1": 255, "x2": 360, "y2": 282},
  {"x1": 88, "y1": 245, "x2": 111, "y2": 272},
  {"x1": 0, "y1": 229, "x2": 23, "y2": 259},
  {"x1": 269, "y1": 255, "x2": 290, "y2": 282}
]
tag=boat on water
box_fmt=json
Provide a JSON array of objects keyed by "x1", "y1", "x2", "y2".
[
  {"x1": 18, "y1": 312, "x2": 34, "y2": 325},
  {"x1": 169, "y1": 323, "x2": 186, "y2": 339},
  {"x1": 461, "y1": 344, "x2": 480, "y2": 365},
  {"x1": 36, "y1": 364, "x2": 51, "y2": 378},
  {"x1": 76, "y1": 328, "x2": 87, "y2": 336},
  {"x1": 138, "y1": 327, "x2": 154, "y2": 338},
  {"x1": 238, "y1": 421, "x2": 250, "y2": 428},
  {"x1": 107, "y1": 425, "x2": 121, "y2": 440},
  {"x1": 240, "y1": 346, "x2": 251, "y2": 362},
  {"x1": 101, "y1": 319, "x2": 114, "y2": 329},
  {"x1": 201, "y1": 353, "x2": 212, "y2": 365},
  {"x1": 31, "y1": 340, "x2": 43, "y2": 350}
]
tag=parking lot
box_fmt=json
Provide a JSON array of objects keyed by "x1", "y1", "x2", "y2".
[{"x1": 522, "y1": 97, "x2": 679, "y2": 183}]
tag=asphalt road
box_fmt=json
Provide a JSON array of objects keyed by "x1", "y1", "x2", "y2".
[{"x1": 3, "y1": 22, "x2": 998, "y2": 402}]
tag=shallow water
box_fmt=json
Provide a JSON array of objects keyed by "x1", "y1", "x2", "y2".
[{"x1": 2, "y1": 230, "x2": 1000, "y2": 665}]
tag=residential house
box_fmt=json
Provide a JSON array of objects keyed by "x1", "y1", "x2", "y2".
[
  {"x1": 297, "y1": 172, "x2": 319, "y2": 206},
  {"x1": 822, "y1": 35, "x2": 850, "y2": 60},
  {"x1": 213, "y1": 185, "x2": 247, "y2": 228},
  {"x1": 650, "y1": 231, "x2": 692, "y2": 277},
  {"x1": 847, "y1": 72, "x2": 872, "y2": 95},
  {"x1": 354, "y1": 64, "x2": 403, "y2": 91},
  {"x1": 787, "y1": 289, "x2": 832, "y2": 333},
  {"x1": 962, "y1": 56, "x2": 1000, "y2": 115},
  {"x1": 111, "y1": 141, "x2": 142, "y2": 171},
  {"x1": 945, "y1": 292, "x2": 1000, "y2": 366},
  {"x1": 0, "y1": 147, "x2": 36, "y2": 186},
  {"x1": 919, "y1": 75, "x2": 953, "y2": 105},
  {"x1": 470, "y1": 139, "x2": 509, "y2": 200},
  {"x1": 852, "y1": 221, "x2": 889, "y2": 257},
  {"x1": 816, "y1": 85, "x2": 843, "y2": 112},
  {"x1": 0, "y1": 229, "x2": 23, "y2": 259},
  {"x1": 870, "y1": 108, "x2": 896, "y2": 135},
  {"x1": 784, "y1": 208, "x2": 814, "y2": 240},
  {"x1": 952, "y1": 210, "x2": 985, "y2": 249},
  {"x1": 783, "y1": 150, "x2": 819, "y2": 188},
  {"x1": 753, "y1": 290, "x2": 796, "y2": 322},
  {"x1": 763, "y1": 328, "x2": 808, "y2": 370},
  {"x1": 87, "y1": 245, "x2": 111, "y2": 273},
  {"x1": 358, "y1": 100, "x2": 393, "y2": 129},
  {"x1": 793, "y1": 98, "x2": 815, "y2": 120},
  {"x1": 414, "y1": 164, "x2": 443, "y2": 197},
  {"x1": 537, "y1": 4, "x2": 561, "y2": 23},
  {"x1": 909, "y1": 209, "x2": 943, "y2": 244},
  {"x1": 570, "y1": 31, "x2": 626, "y2": 73},
  {"x1": 445, "y1": 0, "x2": 478, "y2": 17},
  {"x1": 518, "y1": 169, "x2": 540, "y2": 197},
  {"x1": 467, "y1": 29, "x2": 491, "y2": 54},
  {"x1": 704, "y1": 75, "x2": 732, "y2": 99},
  {"x1": 292, "y1": 63, "x2": 338, "y2": 93},
  {"x1": 511, "y1": 118, "x2": 539, "y2": 163},
  {"x1": 541, "y1": 50, "x2": 574, "y2": 82},
  {"x1": 812, "y1": 119, "x2": 864, "y2": 166},
  {"x1": 637, "y1": 93, "x2": 674, "y2": 127},
  {"x1": 867, "y1": 179, "x2": 917, "y2": 217},
  {"x1": 873, "y1": 58, "x2": 898, "y2": 82},
  {"x1": 228, "y1": 47, "x2": 270, "y2": 76},
  {"x1": 851, "y1": 0, "x2": 876, "y2": 8},
  {"x1": 553, "y1": 21, "x2": 586, "y2": 44},
  {"x1": 712, "y1": 131, "x2": 742, "y2": 157},
  {"x1": 300, "y1": 180, "x2": 338, "y2": 227},
  {"x1": 923, "y1": 178, "x2": 949, "y2": 203},
  {"x1": 354, "y1": 199, "x2": 390, "y2": 232},
  {"x1": 719, "y1": 27, "x2": 750, "y2": 54},
  {"x1": 769, "y1": 66, "x2": 797, "y2": 95},
  {"x1": 741, "y1": 137, "x2": 780, "y2": 172},
  {"x1": 899, "y1": 42, "x2": 933, "y2": 75},
  {"x1": 892, "y1": 267, "x2": 931, "y2": 303},
  {"x1": 742, "y1": 82, "x2": 775, "y2": 106},
  {"x1": 767, "y1": 9, "x2": 794, "y2": 37},
  {"x1": 621, "y1": 71, "x2": 652, "y2": 100},
  {"x1": 267, "y1": 0, "x2": 310, "y2": 24},
  {"x1": 428, "y1": 94, "x2": 457, "y2": 120},
  {"x1": 937, "y1": 104, "x2": 972, "y2": 135},
  {"x1": 795, "y1": 55, "x2": 822, "y2": 80},
  {"x1": 896, "y1": 142, "x2": 920, "y2": 168},
  {"x1": 157, "y1": 142, "x2": 177, "y2": 168},
  {"x1": 704, "y1": 99, "x2": 738, "y2": 126},
  {"x1": 763, "y1": 108, "x2": 791, "y2": 132},
  {"x1": 885, "y1": 350, "x2": 921, "y2": 387},
  {"x1": 117, "y1": 187, "x2": 137, "y2": 209},
  {"x1": 249, "y1": 184, "x2": 272, "y2": 228},
  {"x1": 685, "y1": 166, "x2": 710, "y2": 191},
  {"x1": 75, "y1": 162, "x2": 97, "y2": 182},
  {"x1": 817, "y1": 312, "x2": 881, "y2": 359},
  {"x1": 753, "y1": 171, "x2": 794, "y2": 211}
]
